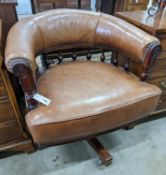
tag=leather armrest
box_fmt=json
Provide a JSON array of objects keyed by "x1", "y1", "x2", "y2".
[{"x1": 96, "y1": 14, "x2": 160, "y2": 65}]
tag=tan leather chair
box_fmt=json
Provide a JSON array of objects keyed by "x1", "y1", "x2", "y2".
[{"x1": 5, "y1": 9, "x2": 161, "y2": 166}]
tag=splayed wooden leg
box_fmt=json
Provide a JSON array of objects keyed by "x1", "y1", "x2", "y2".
[{"x1": 87, "y1": 137, "x2": 112, "y2": 166}]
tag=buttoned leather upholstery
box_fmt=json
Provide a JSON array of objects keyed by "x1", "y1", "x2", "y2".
[{"x1": 5, "y1": 9, "x2": 161, "y2": 144}]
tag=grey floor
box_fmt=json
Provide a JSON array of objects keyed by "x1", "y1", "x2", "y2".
[
  {"x1": 2, "y1": 1, "x2": 166, "y2": 175},
  {"x1": 0, "y1": 115, "x2": 166, "y2": 175}
]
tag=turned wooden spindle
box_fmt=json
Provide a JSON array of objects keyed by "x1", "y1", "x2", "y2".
[
  {"x1": 100, "y1": 50, "x2": 105, "y2": 62},
  {"x1": 72, "y1": 49, "x2": 77, "y2": 61},
  {"x1": 58, "y1": 52, "x2": 63, "y2": 64},
  {"x1": 111, "y1": 52, "x2": 118, "y2": 66},
  {"x1": 124, "y1": 58, "x2": 130, "y2": 72},
  {"x1": 42, "y1": 53, "x2": 50, "y2": 69},
  {"x1": 112, "y1": 57, "x2": 118, "y2": 66},
  {"x1": 86, "y1": 50, "x2": 92, "y2": 61}
]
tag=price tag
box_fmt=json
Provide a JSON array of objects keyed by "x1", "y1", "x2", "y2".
[{"x1": 33, "y1": 93, "x2": 51, "y2": 106}]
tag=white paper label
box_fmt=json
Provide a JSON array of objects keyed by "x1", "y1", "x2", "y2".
[{"x1": 33, "y1": 93, "x2": 51, "y2": 106}]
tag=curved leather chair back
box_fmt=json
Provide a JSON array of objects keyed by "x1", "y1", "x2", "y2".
[{"x1": 5, "y1": 9, "x2": 159, "y2": 76}]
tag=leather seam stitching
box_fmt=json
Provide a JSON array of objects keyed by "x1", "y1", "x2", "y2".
[
  {"x1": 32, "y1": 19, "x2": 46, "y2": 50},
  {"x1": 94, "y1": 13, "x2": 103, "y2": 45},
  {"x1": 26, "y1": 94, "x2": 160, "y2": 126}
]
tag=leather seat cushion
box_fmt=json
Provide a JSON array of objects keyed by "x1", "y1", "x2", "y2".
[{"x1": 26, "y1": 61, "x2": 161, "y2": 144}]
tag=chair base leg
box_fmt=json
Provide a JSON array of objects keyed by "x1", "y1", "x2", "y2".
[
  {"x1": 124, "y1": 123, "x2": 135, "y2": 130},
  {"x1": 87, "y1": 137, "x2": 112, "y2": 166}
]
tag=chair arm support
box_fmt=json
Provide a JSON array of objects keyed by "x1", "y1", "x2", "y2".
[
  {"x1": 13, "y1": 64, "x2": 38, "y2": 110},
  {"x1": 139, "y1": 42, "x2": 161, "y2": 80}
]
